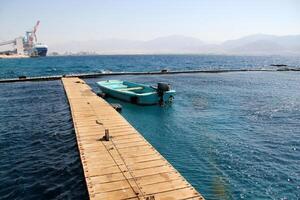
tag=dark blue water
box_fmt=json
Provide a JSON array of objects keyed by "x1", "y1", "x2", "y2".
[
  {"x1": 0, "y1": 81, "x2": 88, "y2": 199},
  {"x1": 0, "y1": 55, "x2": 300, "y2": 200},
  {"x1": 0, "y1": 55, "x2": 300, "y2": 78}
]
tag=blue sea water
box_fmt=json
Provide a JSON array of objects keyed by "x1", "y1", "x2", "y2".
[
  {"x1": 0, "y1": 55, "x2": 300, "y2": 199},
  {"x1": 0, "y1": 55, "x2": 300, "y2": 78},
  {"x1": 0, "y1": 80, "x2": 88, "y2": 199}
]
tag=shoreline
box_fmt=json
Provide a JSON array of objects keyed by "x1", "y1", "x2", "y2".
[{"x1": 0, "y1": 54, "x2": 29, "y2": 59}]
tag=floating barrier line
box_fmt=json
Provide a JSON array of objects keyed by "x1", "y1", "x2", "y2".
[{"x1": 0, "y1": 68, "x2": 285, "y2": 83}]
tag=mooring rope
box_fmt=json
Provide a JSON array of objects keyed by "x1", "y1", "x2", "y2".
[{"x1": 82, "y1": 88, "x2": 146, "y2": 199}]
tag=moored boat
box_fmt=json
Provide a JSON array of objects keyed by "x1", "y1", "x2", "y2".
[{"x1": 97, "y1": 80, "x2": 176, "y2": 105}]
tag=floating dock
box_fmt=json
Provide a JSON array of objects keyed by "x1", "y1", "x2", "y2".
[{"x1": 62, "y1": 77, "x2": 204, "y2": 200}]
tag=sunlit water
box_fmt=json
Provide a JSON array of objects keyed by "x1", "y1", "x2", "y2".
[
  {"x1": 0, "y1": 55, "x2": 299, "y2": 199},
  {"x1": 0, "y1": 55, "x2": 300, "y2": 79},
  {"x1": 87, "y1": 72, "x2": 300, "y2": 200}
]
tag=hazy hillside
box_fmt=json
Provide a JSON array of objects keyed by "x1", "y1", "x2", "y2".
[
  {"x1": 222, "y1": 34, "x2": 300, "y2": 55},
  {"x1": 49, "y1": 34, "x2": 300, "y2": 55}
]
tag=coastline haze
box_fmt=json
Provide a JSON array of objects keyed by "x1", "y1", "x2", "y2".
[
  {"x1": 0, "y1": 0, "x2": 299, "y2": 55},
  {"x1": 49, "y1": 34, "x2": 300, "y2": 55}
]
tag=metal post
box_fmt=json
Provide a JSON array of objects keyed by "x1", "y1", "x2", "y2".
[{"x1": 105, "y1": 129, "x2": 110, "y2": 141}]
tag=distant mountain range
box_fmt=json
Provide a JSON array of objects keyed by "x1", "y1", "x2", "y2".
[{"x1": 50, "y1": 34, "x2": 300, "y2": 55}]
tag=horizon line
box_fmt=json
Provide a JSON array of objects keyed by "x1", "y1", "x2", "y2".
[{"x1": 46, "y1": 33, "x2": 300, "y2": 45}]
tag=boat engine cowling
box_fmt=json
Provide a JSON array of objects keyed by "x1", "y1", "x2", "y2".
[
  {"x1": 157, "y1": 82, "x2": 170, "y2": 92},
  {"x1": 157, "y1": 83, "x2": 171, "y2": 105}
]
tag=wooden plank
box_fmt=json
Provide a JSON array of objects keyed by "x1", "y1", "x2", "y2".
[
  {"x1": 136, "y1": 172, "x2": 181, "y2": 186},
  {"x1": 62, "y1": 77, "x2": 204, "y2": 200},
  {"x1": 93, "y1": 188, "x2": 137, "y2": 200}
]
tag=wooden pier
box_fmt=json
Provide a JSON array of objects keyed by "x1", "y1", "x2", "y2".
[{"x1": 62, "y1": 77, "x2": 204, "y2": 200}]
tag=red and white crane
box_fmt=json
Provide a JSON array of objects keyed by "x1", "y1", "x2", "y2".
[
  {"x1": 27, "y1": 20, "x2": 40, "y2": 47},
  {"x1": 0, "y1": 21, "x2": 43, "y2": 55}
]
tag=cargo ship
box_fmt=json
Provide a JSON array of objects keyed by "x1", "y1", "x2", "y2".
[
  {"x1": 31, "y1": 43, "x2": 48, "y2": 57},
  {"x1": 0, "y1": 21, "x2": 48, "y2": 58}
]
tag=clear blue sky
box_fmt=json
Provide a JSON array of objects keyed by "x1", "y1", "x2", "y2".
[{"x1": 0, "y1": 0, "x2": 299, "y2": 44}]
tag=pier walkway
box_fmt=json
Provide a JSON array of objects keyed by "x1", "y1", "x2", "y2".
[{"x1": 62, "y1": 77, "x2": 204, "y2": 200}]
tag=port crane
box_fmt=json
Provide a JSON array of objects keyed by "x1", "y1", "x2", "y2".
[
  {"x1": 0, "y1": 21, "x2": 41, "y2": 56},
  {"x1": 25, "y1": 20, "x2": 40, "y2": 50}
]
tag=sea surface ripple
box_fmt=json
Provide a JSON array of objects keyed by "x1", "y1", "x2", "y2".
[
  {"x1": 0, "y1": 55, "x2": 300, "y2": 79},
  {"x1": 0, "y1": 55, "x2": 300, "y2": 200},
  {"x1": 87, "y1": 72, "x2": 300, "y2": 200},
  {"x1": 0, "y1": 81, "x2": 88, "y2": 199}
]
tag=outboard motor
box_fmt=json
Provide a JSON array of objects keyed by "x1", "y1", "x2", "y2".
[
  {"x1": 157, "y1": 82, "x2": 170, "y2": 92},
  {"x1": 157, "y1": 82, "x2": 170, "y2": 105}
]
